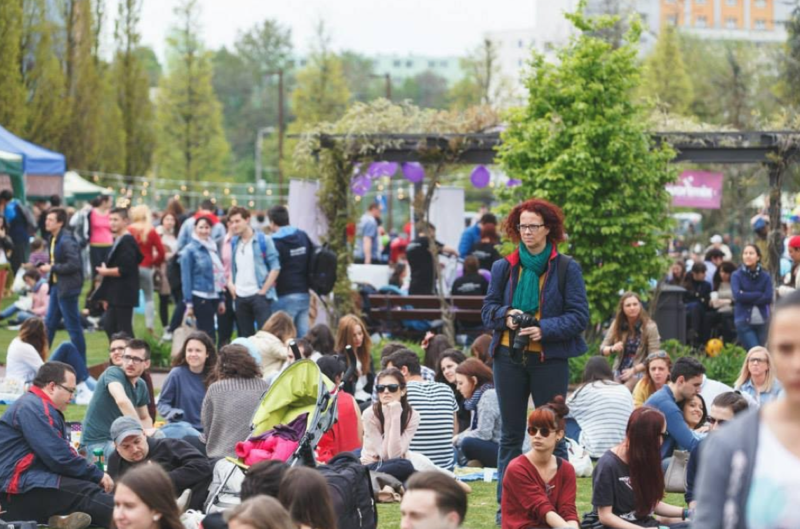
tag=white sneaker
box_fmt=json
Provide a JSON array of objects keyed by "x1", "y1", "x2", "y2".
[
  {"x1": 74, "y1": 382, "x2": 93, "y2": 405},
  {"x1": 162, "y1": 330, "x2": 173, "y2": 341}
]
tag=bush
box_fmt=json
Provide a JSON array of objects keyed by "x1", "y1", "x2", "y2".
[
  {"x1": 662, "y1": 339, "x2": 746, "y2": 387},
  {"x1": 143, "y1": 334, "x2": 172, "y2": 368}
]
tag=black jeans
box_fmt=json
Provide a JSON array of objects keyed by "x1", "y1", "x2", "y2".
[
  {"x1": 493, "y1": 345, "x2": 569, "y2": 504},
  {"x1": 366, "y1": 458, "x2": 415, "y2": 483},
  {"x1": 159, "y1": 292, "x2": 171, "y2": 328},
  {"x1": 217, "y1": 289, "x2": 235, "y2": 348},
  {"x1": 10, "y1": 237, "x2": 29, "y2": 275},
  {"x1": 104, "y1": 305, "x2": 134, "y2": 340},
  {"x1": 2, "y1": 477, "x2": 114, "y2": 528},
  {"x1": 192, "y1": 295, "x2": 218, "y2": 343},
  {"x1": 234, "y1": 293, "x2": 271, "y2": 338},
  {"x1": 169, "y1": 286, "x2": 185, "y2": 332}
]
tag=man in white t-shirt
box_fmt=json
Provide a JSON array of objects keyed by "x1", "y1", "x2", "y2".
[{"x1": 384, "y1": 349, "x2": 458, "y2": 470}]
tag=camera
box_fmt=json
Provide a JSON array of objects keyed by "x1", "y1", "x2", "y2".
[{"x1": 511, "y1": 312, "x2": 539, "y2": 360}]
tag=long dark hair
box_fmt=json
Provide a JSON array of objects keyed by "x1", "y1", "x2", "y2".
[
  {"x1": 307, "y1": 324, "x2": 335, "y2": 355},
  {"x1": 434, "y1": 349, "x2": 466, "y2": 385},
  {"x1": 114, "y1": 465, "x2": 183, "y2": 529},
  {"x1": 680, "y1": 393, "x2": 708, "y2": 430},
  {"x1": 423, "y1": 334, "x2": 453, "y2": 371},
  {"x1": 278, "y1": 467, "x2": 337, "y2": 529},
  {"x1": 625, "y1": 407, "x2": 666, "y2": 518},
  {"x1": 571, "y1": 356, "x2": 615, "y2": 400},
  {"x1": 372, "y1": 368, "x2": 413, "y2": 435},
  {"x1": 454, "y1": 358, "x2": 494, "y2": 390},
  {"x1": 712, "y1": 261, "x2": 737, "y2": 291},
  {"x1": 208, "y1": 344, "x2": 262, "y2": 385},
  {"x1": 19, "y1": 317, "x2": 48, "y2": 361},
  {"x1": 335, "y1": 314, "x2": 372, "y2": 374},
  {"x1": 172, "y1": 331, "x2": 218, "y2": 387}
]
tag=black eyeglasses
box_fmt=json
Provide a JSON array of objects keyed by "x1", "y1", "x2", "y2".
[
  {"x1": 707, "y1": 417, "x2": 727, "y2": 427},
  {"x1": 376, "y1": 384, "x2": 400, "y2": 393},
  {"x1": 122, "y1": 355, "x2": 146, "y2": 364},
  {"x1": 517, "y1": 223, "x2": 546, "y2": 233},
  {"x1": 527, "y1": 426, "x2": 555, "y2": 437},
  {"x1": 57, "y1": 383, "x2": 77, "y2": 395}
]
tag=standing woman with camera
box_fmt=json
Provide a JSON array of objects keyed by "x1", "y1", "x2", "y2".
[{"x1": 481, "y1": 198, "x2": 590, "y2": 513}]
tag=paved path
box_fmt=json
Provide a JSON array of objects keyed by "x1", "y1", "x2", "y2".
[{"x1": 0, "y1": 365, "x2": 168, "y2": 390}]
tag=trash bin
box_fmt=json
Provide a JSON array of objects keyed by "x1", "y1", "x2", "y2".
[{"x1": 653, "y1": 285, "x2": 686, "y2": 344}]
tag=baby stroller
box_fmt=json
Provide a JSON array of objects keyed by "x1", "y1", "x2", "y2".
[{"x1": 205, "y1": 348, "x2": 356, "y2": 511}]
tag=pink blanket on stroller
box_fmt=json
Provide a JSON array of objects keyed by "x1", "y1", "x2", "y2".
[{"x1": 235, "y1": 413, "x2": 307, "y2": 465}]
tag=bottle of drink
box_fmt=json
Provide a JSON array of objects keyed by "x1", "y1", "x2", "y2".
[{"x1": 92, "y1": 447, "x2": 104, "y2": 472}]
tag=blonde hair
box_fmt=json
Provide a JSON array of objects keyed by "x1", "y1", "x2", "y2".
[
  {"x1": 734, "y1": 346, "x2": 777, "y2": 393},
  {"x1": 129, "y1": 204, "x2": 153, "y2": 243}
]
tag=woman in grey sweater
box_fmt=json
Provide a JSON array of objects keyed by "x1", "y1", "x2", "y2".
[
  {"x1": 201, "y1": 344, "x2": 269, "y2": 458},
  {"x1": 694, "y1": 291, "x2": 800, "y2": 529},
  {"x1": 453, "y1": 358, "x2": 502, "y2": 468}
]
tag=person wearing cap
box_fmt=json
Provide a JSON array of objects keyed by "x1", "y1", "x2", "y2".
[
  {"x1": 705, "y1": 234, "x2": 732, "y2": 261},
  {"x1": 0, "y1": 362, "x2": 114, "y2": 528},
  {"x1": 778, "y1": 235, "x2": 800, "y2": 298},
  {"x1": 106, "y1": 416, "x2": 212, "y2": 511}
]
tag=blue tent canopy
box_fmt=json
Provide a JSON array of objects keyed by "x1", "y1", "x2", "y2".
[{"x1": 0, "y1": 124, "x2": 65, "y2": 175}]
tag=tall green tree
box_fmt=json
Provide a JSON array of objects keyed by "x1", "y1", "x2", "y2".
[
  {"x1": 94, "y1": 66, "x2": 126, "y2": 172},
  {"x1": 498, "y1": 5, "x2": 676, "y2": 325},
  {"x1": 780, "y1": 5, "x2": 800, "y2": 106},
  {"x1": 155, "y1": 0, "x2": 229, "y2": 184},
  {"x1": 448, "y1": 38, "x2": 512, "y2": 109},
  {"x1": 340, "y1": 51, "x2": 383, "y2": 102},
  {"x1": 114, "y1": 0, "x2": 154, "y2": 179},
  {"x1": 394, "y1": 71, "x2": 449, "y2": 109},
  {"x1": 0, "y1": 1, "x2": 27, "y2": 134},
  {"x1": 641, "y1": 23, "x2": 693, "y2": 115},
  {"x1": 24, "y1": 9, "x2": 70, "y2": 152},
  {"x1": 290, "y1": 21, "x2": 350, "y2": 125},
  {"x1": 135, "y1": 46, "x2": 162, "y2": 87}
]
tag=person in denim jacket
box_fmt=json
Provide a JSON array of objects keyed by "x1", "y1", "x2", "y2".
[{"x1": 181, "y1": 217, "x2": 226, "y2": 342}]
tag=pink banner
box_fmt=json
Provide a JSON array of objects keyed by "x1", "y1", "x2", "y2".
[{"x1": 666, "y1": 171, "x2": 723, "y2": 209}]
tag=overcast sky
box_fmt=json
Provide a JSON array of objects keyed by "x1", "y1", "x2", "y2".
[{"x1": 136, "y1": 0, "x2": 537, "y2": 61}]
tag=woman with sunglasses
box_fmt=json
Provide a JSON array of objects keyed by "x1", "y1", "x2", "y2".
[
  {"x1": 453, "y1": 358, "x2": 501, "y2": 468},
  {"x1": 600, "y1": 292, "x2": 661, "y2": 390},
  {"x1": 695, "y1": 291, "x2": 800, "y2": 528},
  {"x1": 591, "y1": 407, "x2": 689, "y2": 529},
  {"x1": 734, "y1": 346, "x2": 784, "y2": 407},
  {"x1": 500, "y1": 396, "x2": 579, "y2": 529},
  {"x1": 360, "y1": 368, "x2": 419, "y2": 482},
  {"x1": 632, "y1": 351, "x2": 672, "y2": 408}
]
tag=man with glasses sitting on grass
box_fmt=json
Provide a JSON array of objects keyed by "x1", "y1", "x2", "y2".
[{"x1": 81, "y1": 339, "x2": 153, "y2": 460}]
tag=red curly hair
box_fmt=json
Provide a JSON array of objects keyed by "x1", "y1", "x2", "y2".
[{"x1": 503, "y1": 198, "x2": 566, "y2": 245}]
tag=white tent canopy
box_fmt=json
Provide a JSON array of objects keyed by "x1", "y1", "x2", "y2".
[{"x1": 64, "y1": 171, "x2": 111, "y2": 202}]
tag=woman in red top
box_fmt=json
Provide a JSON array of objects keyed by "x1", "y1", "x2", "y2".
[
  {"x1": 501, "y1": 396, "x2": 579, "y2": 529},
  {"x1": 315, "y1": 355, "x2": 363, "y2": 463},
  {"x1": 129, "y1": 205, "x2": 165, "y2": 334}
]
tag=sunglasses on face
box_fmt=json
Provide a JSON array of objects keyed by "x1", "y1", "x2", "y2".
[
  {"x1": 376, "y1": 384, "x2": 400, "y2": 394},
  {"x1": 527, "y1": 426, "x2": 555, "y2": 437},
  {"x1": 707, "y1": 416, "x2": 727, "y2": 426}
]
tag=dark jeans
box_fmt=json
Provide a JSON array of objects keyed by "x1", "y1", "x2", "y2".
[
  {"x1": 234, "y1": 294, "x2": 271, "y2": 338},
  {"x1": 217, "y1": 289, "x2": 235, "y2": 348},
  {"x1": 685, "y1": 301, "x2": 708, "y2": 346},
  {"x1": 104, "y1": 305, "x2": 134, "y2": 340},
  {"x1": 45, "y1": 286, "x2": 86, "y2": 360},
  {"x1": 366, "y1": 458, "x2": 415, "y2": 483},
  {"x1": 10, "y1": 237, "x2": 29, "y2": 275},
  {"x1": 159, "y1": 293, "x2": 171, "y2": 328},
  {"x1": 89, "y1": 245, "x2": 111, "y2": 280},
  {"x1": 493, "y1": 345, "x2": 569, "y2": 504},
  {"x1": 566, "y1": 417, "x2": 582, "y2": 441},
  {"x1": 50, "y1": 341, "x2": 89, "y2": 383},
  {"x1": 2, "y1": 477, "x2": 114, "y2": 528},
  {"x1": 736, "y1": 321, "x2": 768, "y2": 351},
  {"x1": 193, "y1": 295, "x2": 218, "y2": 343},
  {"x1": 169, "y1": 286, "x2": 185, "y2": 332},
  {"x1": 459, "y1": 437, "x2": 499, "y2": 468}
]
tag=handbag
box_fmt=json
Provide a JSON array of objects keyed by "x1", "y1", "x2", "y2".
[
  {"x1": 664, "y1": 449, "x2": 689, "y2": 493},
  {"x1": 566, "y1": 437, "x2": 593, "y2": 478},
  {"x1": 171, "y1": 315, "x2": 196, "y2": 358}
]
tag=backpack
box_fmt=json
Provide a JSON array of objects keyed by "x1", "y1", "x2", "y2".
[
  {"x1": 166, "y1": 253, "x2": 182, "y2": 293},
  {"x1": 317, "y1": 452, "x2": 378, "y2": 529},
  {"x1": 308, "y1": 244, "x2": 338, "y2": 296}
]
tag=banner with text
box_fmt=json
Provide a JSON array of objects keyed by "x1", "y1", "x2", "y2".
[{"x1": 666, "y1": 171, "x2": 723, "y2": 209}]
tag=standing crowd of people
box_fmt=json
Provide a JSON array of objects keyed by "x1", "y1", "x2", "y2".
[{"x1": 1, "y1": 191, "x2": 799, "y2": 529}]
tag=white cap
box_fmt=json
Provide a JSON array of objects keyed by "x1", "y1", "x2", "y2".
[{"x1": 710, "y1": 234, "x2": 722, "y2": 244}]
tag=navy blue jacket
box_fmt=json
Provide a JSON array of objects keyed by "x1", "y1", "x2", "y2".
[
  {"x1": 272, "y1": 226, "x2": 313, "y2": 296},
  {"x1": 731, "y1": 267, "x2": 773, "y2": 326},
  {"x1": 48, "y1": 228, "x2": 84, "y2": 297},
  {"x1": 0, "y1": 387, "x2": 103, "y2": 494},
  {"x1": 481, "y1": 246, "x2": 589, "y2": 360}
]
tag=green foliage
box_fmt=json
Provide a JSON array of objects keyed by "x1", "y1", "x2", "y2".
[
  {"x1": 448, "y1": 38, "x2": 513, "y2": 110},
  {"x1": 662, "y1": 339, "x2": 746, "y2": 387},
  {"x1": 291, "y1": 53, "x2": 351, "y2": 126},
  {"x1": 780, "y1": 6, "x2": 800, "y2": 106},
  {"x1": 0, "y1": 0, "x2": 27, "y2": 134},
  {"x1": 142, "y1": 334, "x2": 173, "y2": 368},
  {"x1": 93, "y1": 67, "x2": 127, "y2": 173},
  {"x1": 114, "y1": 0, "x2": 154, "y2": 179},
  {"x1": 135, "y1": 46, "x2": 162, "y2": 87},
  {"x1": 155, "y1": 0, "x2": 230, "y2": 185},
  {"x1": 641, "y1": 24, "x2": 693, "y2": 115},
  {"x1": 498, "y1": 6, "x2": 676, "y2": 326},
  {"x1": 393, "y1": 71, "x2": 450, "y2": 109}
]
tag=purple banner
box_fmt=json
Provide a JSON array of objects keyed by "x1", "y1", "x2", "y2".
[{"x1": 666, "y1": 171, "x2": 723, "y2": 209}]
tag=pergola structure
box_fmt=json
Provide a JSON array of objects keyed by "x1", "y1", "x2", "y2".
[{"x1": 316, "y1": 131, "x2": 799, "y2": 284}]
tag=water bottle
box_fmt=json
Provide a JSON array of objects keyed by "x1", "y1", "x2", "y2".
[{"x1": 92, "y1": 447, "x2": 104, "y2": 471}]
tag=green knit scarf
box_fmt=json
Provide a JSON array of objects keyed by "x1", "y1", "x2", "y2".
[{"x1": 512, "y1": 241, "x2": 551, "y2": 314}]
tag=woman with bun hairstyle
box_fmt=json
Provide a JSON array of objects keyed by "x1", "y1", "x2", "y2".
[
  {"x1": 500, "y1": 396, "x2": 579, "y2": 529},
  {"x1": 591, "y1": 407, "x2": 689, "y2": 528},
  {"x1": 600, "y1": 292, "x2": 661, "y2": 390}
]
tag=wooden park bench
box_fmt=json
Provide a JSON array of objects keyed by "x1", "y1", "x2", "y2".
[{"x1": 366, "y1": 294, "x2": 487, "y2": 339}]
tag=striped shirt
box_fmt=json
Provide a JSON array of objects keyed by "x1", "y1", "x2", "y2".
[
  {"x1": 566, "y1": 381, "x2": 633, "y2": 459},
  {"x1": 406, "y1": 380, "x2": 458, "y2": 469}
]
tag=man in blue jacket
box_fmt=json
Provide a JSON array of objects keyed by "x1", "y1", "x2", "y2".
[
  {"x1": 269, "y1": 205, "x2": 314, "y2": 337},
  {"x1": 0, "y1": 362, "x2": 114, "y2": 527},
  {"x1": 645, "y1": 356, "x2": 706, "y2": 461}
]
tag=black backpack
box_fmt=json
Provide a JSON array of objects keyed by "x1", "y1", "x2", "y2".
[
  {"x1": 308, "y1": 244, "x2": 338, "y2": 296},
  {"x1": 317, "y1": 452, "x2": 378, "y2": 529},
  {"x1": 166, "y1": 254, "x2": 182, "y2": 293}
]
